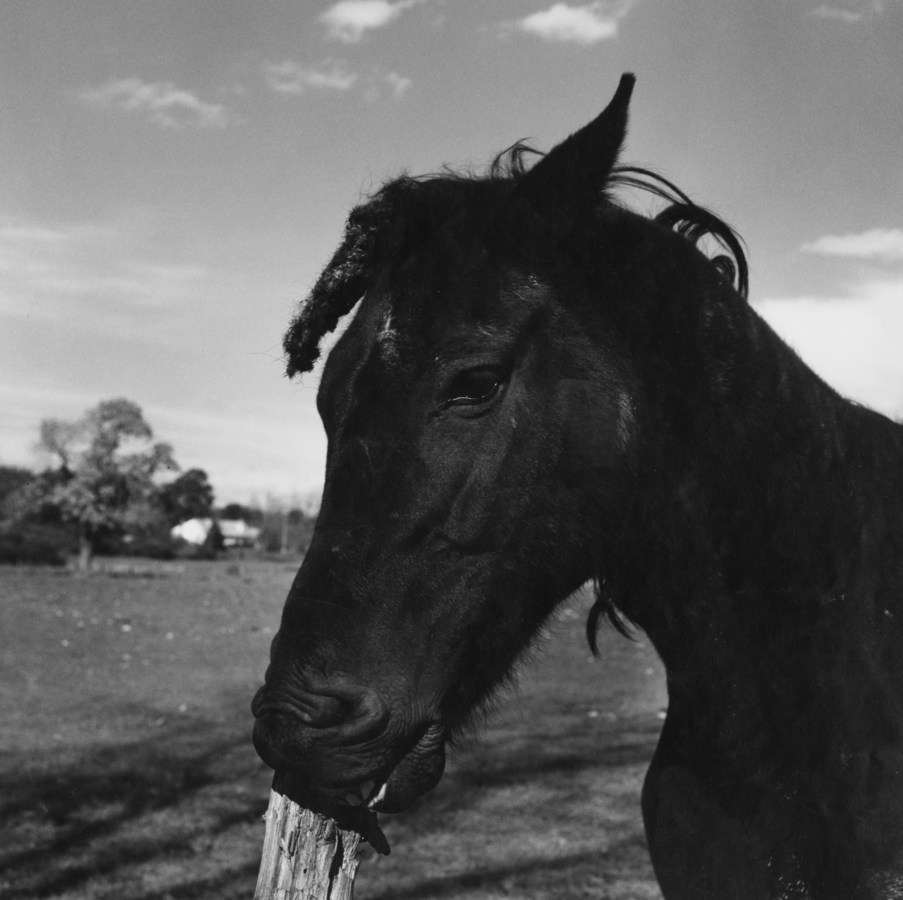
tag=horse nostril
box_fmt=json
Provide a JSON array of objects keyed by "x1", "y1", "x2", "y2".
[
  {"x1": 252, "y1": 686, "x2": 346, "y2": 729},
  {"x1": 294, "y1": 692, "x2": 344, "y2": 728},
  {"x1": 252, "y1": 677, "x2": 388, "y2": 738}
]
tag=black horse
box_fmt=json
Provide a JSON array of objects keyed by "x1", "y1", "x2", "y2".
[{"x1": 252, "y1": 75, "x2": 903, "y2": 897}]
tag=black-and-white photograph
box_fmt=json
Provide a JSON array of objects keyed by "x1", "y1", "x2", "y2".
[{"x1": 2, "y1": 2, "x2": 902, "y2": 897}]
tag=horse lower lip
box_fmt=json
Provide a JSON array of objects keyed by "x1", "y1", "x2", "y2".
[
  {"x1": 304, "y1": 725, "x2": 445, "y2": 809},
  {"x1": 370, "y1": 722, "x2": 447, "y2": 812}
]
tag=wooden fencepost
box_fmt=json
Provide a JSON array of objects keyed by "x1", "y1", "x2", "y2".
[{"x1": 253, "y1": 788, "x2": 362, "y2": 900}]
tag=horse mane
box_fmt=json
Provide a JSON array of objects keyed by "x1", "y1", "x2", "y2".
[
  {"x1": 491, "y1": 143, "x2": 749, "y2": 295},
  {"x1": 608, "y1": 165, "x2": 749, "y2": 299}
]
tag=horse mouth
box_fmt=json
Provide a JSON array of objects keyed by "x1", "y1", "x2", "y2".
[
  {"x1": 309, "y1": 721, "x2": 447, "y2": 816},
  {"x1": 255, "y1": 712, "x2": 447, "y2": 815}
]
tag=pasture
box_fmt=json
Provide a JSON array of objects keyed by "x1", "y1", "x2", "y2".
[{"x1": 0, "y1": 560, "x2": 665, "y2": 899}]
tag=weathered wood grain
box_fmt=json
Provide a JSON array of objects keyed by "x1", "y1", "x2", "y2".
[{"x1": 254, "y1": 788, "x2": 361, "y2": 900}]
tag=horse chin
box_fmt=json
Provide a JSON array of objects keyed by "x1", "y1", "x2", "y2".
[{"x1": 370, "y1": 722, "x2": 447, "y2": 813}]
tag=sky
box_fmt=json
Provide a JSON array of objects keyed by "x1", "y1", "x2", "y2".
[{"x1": 1, "y1": 0, "x2": 902, "y2": 506}]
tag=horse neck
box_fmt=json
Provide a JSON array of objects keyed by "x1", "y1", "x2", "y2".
[{"x1": 612, "y1": 282, "x2": 903, "y2": 679}]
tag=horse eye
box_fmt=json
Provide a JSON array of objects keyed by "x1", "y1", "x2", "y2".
[{"x1": 440, "y1": 366, "x2": 504, "y2": 410}]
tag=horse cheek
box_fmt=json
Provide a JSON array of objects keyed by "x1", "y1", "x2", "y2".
[
  {"x1": 441, "y1": 424, "x2": 518, "y2": 548},
  {"x1": 558, "y1": 378, "x2": 634, "y2": 473}
]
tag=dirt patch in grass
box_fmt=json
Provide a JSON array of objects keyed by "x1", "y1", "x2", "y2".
[{"x1": 0, "y1": 561, "x2": 664, "y2": 899}]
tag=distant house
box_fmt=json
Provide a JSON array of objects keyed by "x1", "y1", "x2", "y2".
[
  {"x1": 170, "y1": 517, "x2": 214, "y2": 545},
  {"x1": 170, "y1": 517, "x2": 260, "y2": 549},
  {"x1": 217, "y1": 518, "x2": 261, "y2": 549}
]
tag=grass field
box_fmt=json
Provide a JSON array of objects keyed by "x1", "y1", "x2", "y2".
[{"x1": 0, "y1": 559, "x2": 665, "y2": 899}]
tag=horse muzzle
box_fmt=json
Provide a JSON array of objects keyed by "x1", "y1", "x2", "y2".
[{"x1": 251, "y1": 673, "x2": 447, "y2": 814}]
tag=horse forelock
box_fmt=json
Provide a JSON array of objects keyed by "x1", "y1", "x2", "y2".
[{"x1": 284, "y1": 173, "x2": 518, "y2": 378}]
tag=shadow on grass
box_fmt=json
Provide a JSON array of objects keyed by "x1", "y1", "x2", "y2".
[
  {"x1": 352, "y1": 719, "x2": 662, "y2": 899},
  {"x1": 362, "y1": 832, "x2": 655, "y2": 900},
  {"x1": 0, "y1": 706, "x2": 661, "y2": 899},
  {"x1": 454, "y1": 734, "x2": 660, "y2": 788},
  {"x1": 426, "y1": 716, "x2": 662, "y2": 816},
  {"x1": 0, "y1": 709, "x2": 269, "y2": 900},
  {"x1": 366, "y1": 848, "x2": 611, "y2": 899}
]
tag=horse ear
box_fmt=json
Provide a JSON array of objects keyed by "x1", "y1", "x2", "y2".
[{"x1": 516, "y1": 73, "x2": 635, "y2": 221}]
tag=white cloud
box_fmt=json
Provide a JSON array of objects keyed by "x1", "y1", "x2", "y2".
[
  {"x1": 386, "y1": 71, "x2": 413, "y2": 99},
  {"x1": 753, "y1": 277, "x2": 903, "y2": 420},
  {"x1": 509, "y1": 1, "x2": 634, "y2": 44},
  {"x1": 363, "y1": 70, "x2": 414, "y2": 103},
  {"x1": 78, "y1": 78, "x2": 231, "y2": 129},
  {"x1": 0, "y1": 216, "x2": 207, "y2": 337},
  {"x1": 319, "y1": 0, "x2": 424, "y2": 43},
  {"x1": 263, "y1": 59, "x2": 358, "y2": 94},
  {"x1": 806, "y1": 0, "x2": 898, "y2": 21},
  {"x1": 801, "y1": 228, "x2": 903, "y2": 263},
  {"x1": 264, "y1": 60, "x2": 412, "y2": 102},
  {"x1": 807, "y1": 5, "x2": 864, "y2": 21}
]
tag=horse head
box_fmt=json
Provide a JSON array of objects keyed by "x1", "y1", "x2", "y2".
[
  {"x1": 250, "y1": 71, "x2": 903, "y2": 897},
  {"x1": 252, "y1": 76, "x2": 645, "y2": 819}
]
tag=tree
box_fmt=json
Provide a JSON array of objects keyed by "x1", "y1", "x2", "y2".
[
  {"x1": 30, "y1": 398, "x2": 178, "y2": 570},
  {"x1": 220, "y1": 502, "x2": 254, "y2": 521},
  {"x1": 0, "y1": 466, "x2": 70, "y2": 566},
  {"x1": 0, "y1": 466, "x2": 34, "y2": 516},
  {"x1": 160, "y1": 468, "x2": 215, "y2": 526}
]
